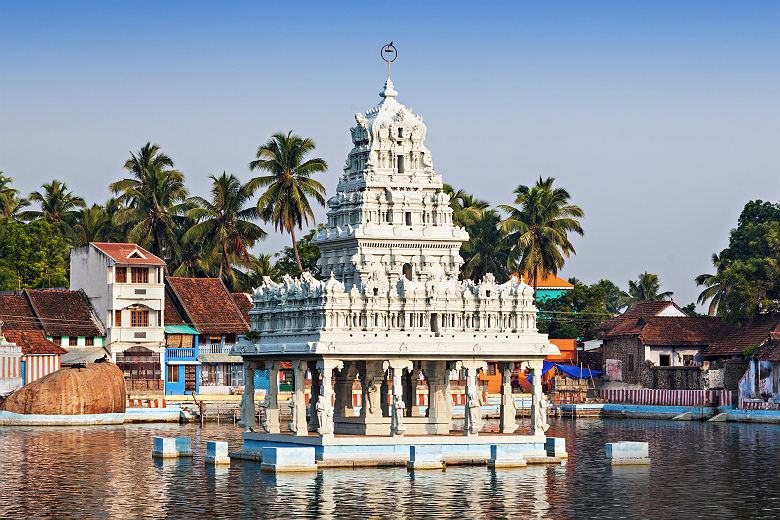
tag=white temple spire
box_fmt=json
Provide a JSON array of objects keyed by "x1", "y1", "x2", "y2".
[{"x1": 380, "y1": 77, "x2": 398, "y2": 99}]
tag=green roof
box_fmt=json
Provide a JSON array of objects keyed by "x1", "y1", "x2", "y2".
[{"x1": 165, "y1": 325, "x2": 199, "y2": 335}]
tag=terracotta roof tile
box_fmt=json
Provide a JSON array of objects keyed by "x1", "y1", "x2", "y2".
[
  {"x1": 0, "y1": 294, "x2": 41, "y2": 331},
  {"x1": 638, "y1": 316, "x2": 726, "y2": 346},
  {"x1": 3, "y1": 329, "x2": 67, "y2": 355},
  {"x1": 510, "y1": 271, "x2": 574, "y2": 289},
  {"x1": 599, "y1": 301, "x2": 686, "y2": 332},
  {"x1": 24, "y1": 289, "x2": 104, "y2": 337},
  {"x1": 754, "y1": 340, "x2": 780, "y2": 362},
  {"x1": 90, "y1": 242, "x2": 165, "y2": 265},
  {"x1": 701, "y1": 314, "x2": 780, "y2": 357},
  {"x1": 166, "y1": 278, "x2": 248, "y2": 335},
  {"x1": 164, "y1": 294, "x2": 187, "y2": 326},
  {"x1": 231, "y1": 293, "x2": 253, "y2": 324}
]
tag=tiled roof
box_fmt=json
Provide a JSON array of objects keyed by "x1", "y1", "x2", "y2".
[
  {"x1": 510, "y1": 271, "x2": 574, "y2": 289},
  {"x1": 754, "y1": 340, "x2": 780, "y2": 362},
  {"x1": 638, "y1": 316, "x2": 726, "y2": 346},
  {"x1": 166, "y1": 277, "x2": 249, "y2": 335},
  {"x1": 232, "y1": 293, "x2": 253, "y2": 324},
  {"x1": 90, "y1": 242, "x2": 165, "y2": 265},
  {"x1": 599, "y1": 301, "x2": 686, "y2": 332},
  {"x1": 0, "y1": 294, "x2": 41, "y2": 331},
  {"x1": 164, "y1": 294, "x2": 187, "y2": 326},
  {"x1": 700, "y1": 314, "x2": 780, "y2": 357},
  {"x1": 2, "y1": 330, "x2": 67, "y2": 355},
  {"x1": 24, "y1": 289, "x2": 104, "y2": 337}
]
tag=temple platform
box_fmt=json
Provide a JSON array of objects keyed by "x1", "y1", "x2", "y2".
[{"x1": 231, "y1": 431, "x2": 554, "y2": 467}]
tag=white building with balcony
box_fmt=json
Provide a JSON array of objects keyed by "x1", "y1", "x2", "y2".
[{"x1": 70, "y1": 242, "x2": 166, "y2": 390}]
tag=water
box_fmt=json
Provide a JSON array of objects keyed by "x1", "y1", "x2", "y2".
[{"x1": 1, "y1": 418, "x2": 778, "y2": 519}]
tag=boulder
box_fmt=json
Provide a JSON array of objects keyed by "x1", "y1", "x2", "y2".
[{"x1": 0, "y1": 362, "x2": 126, "y2": 415}]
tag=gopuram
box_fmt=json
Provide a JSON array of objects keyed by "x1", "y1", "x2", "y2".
[{"x1": 233, "y1": 49, "x2": 561, "y2": 467}]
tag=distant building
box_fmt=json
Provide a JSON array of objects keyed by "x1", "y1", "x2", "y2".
[
  {"x1": 70, "y1": 243, "x2": 166, "y2": 392},
  {"x1": 511, "y1": 271, "x2": 574, "y2": 302},
  {"x1": 164, "y1": 277, "x2": 249, "y2": 395},
  {"x1": 0, "y1": 322, "x2": 23, "y2": 395}
]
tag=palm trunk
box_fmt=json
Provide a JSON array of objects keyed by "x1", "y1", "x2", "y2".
[
  {"x1": 532, "y1": 265, "x2": 539, "y2": 303},
  {"x1": 219, "y1": 239, "x2": 227, "y2": 281},
  {"x1": 291, "y1": 226, "x2": 303, "y2": 272}
]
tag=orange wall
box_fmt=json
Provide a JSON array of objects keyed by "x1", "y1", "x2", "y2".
[{"x1": 547, "y1": 338, "x2": 577, "y2": 364}]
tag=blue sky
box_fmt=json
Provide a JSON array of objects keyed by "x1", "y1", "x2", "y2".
[{"x1": 1, "y1": 1, "x2": 778, "y2": 308}]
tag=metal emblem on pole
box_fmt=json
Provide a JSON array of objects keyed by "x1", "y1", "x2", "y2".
[{"x1": 381, "y1": 42, "x2": 397, "y2": 77}]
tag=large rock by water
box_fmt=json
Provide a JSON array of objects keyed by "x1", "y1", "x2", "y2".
[{"x1": 0, "y1": 362, "x2": 126, "y2": 415}]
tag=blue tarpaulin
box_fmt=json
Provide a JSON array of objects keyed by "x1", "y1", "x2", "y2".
[{"x1": 527, "y1": 361, "x2": 603, "y2": 381}]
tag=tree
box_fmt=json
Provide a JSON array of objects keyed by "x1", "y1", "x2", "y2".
[
  {"x1": 537, "y1": 281, "x2": 611, "y2": 341},
  {"x1": 110, "y1": 142, "x2": 189, "y2": 260},
  {"x1": 274, "y1": 226, "x2": 323, "y2": 278},
  {"x1": 71, "y1": 204, "x2": 111, "y2": 246},
  {"x1": 460, "y1": 209, "x2": 509, "y2": 282},
  {"x1": 0, "y1": 221, "x2": 69, "y2": 290},
  {"x1": 596, "y1": 279, "x2": 629, "y2": 314},
  {"x1": 443, "y1": 184, "x2": 489, "y2": 227},
  {"x1": 696, "y1": 200, "x2": 780, "y2": 320},
  {"x1": 0, "y1": 173, "x2": 29, "y2": 222},
  {"x1": 248, "y1": 131, "x2": 327, "y2": 271},
  {"x1": 624, "y1": 272, "x2": 673, "y2": 304},
  {"x1": 682, "y1": 303, "x2": 703, "y2": 316},
  {"x1": 499, "y1": 176, "x2": 584, "y2": 302},
  {"x1": 184, "y1": 173, "x2": 266, "y2": 285},
  {"x1": 241, "y1": 254, "x2": 280, "y2": 290},
  {"x1": 21, "y1": 180, "x2": 85, "y2": 232}
]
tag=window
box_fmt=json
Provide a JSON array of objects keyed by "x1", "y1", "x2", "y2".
[
  {"x1": 51, "y1": 336, "x2": 62, "y2": 346},
  {"x1": 69, "y1": 336, "x2": 77, "y2": 347},
  {"x1": 114, "y1": 310, "x2": 122, "y2": 327},
  {"x1": 115, "y1": 267, "x2": 127, "y2": 283},
  {"x1": 209, "y1": 336, "x2": 222, "y2": 345},
  {"x1": 131, "y1": 267, "x2": 148, "y2": 284},
  {"x1": 683, "y1": 354, "x2": 694, "y2": 366},
  {"x1": 85, "y1": 337, "x2": 94, "y2": 346},
  {"x1": 659, "y1": 354, "x2": 671, "y2": 367},
  {"x1": 397, "y1": 155, "x2": 405, "y2": 173},
  {"x1": 167, "y1": 365, "x2": 179, "y2": 383},
  {"x1": 402, "y1": 263, "x2": 413, "y2": 280},
  {"x1": 628, "y1": 354, "x2": 635, "y2": 372},
  {"x1": 398, "y1": 128, "x2": 403, "y2": 138},
  {"x1": 224, "y1": 333, "x2": 236, "y2": 344},
  {"x1": 405, "y1": 212, "x2": 412, "y2": 226},
  {"x1": 130, "y1": 310, "x2": 149, "y2": 328}
]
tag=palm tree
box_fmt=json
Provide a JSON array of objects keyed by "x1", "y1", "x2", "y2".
[
  {"x1": 625, "y1": 272, "x2": 673, "y2": 304},
  {"x1": 597, "y1": 279, "x2": 629, "y2": 314},
  {"x1": 0, "y1": 173, "x2": 29, "y2": 222},
  {"x1": 499, "y1": 176, "x2": 584, "y2": 302},
  {"x1": 695, "y1": 253, "x2": 726, "y2": 315},
  {"x1": 243, "y1": 254, "x2": 280, "y2": 289},
  {"x1": 443, "y1": 184, "x2": 489, "y2": 227},
  {"x1": 184, "y1": 173, "x2": 266, "y2": 283},
  {"x1": 71, "y1": 204, "x2": 111, "y2": 246},
  {"x1": 460, "y1": 209, "x2": 509, "y2": 282},
  {"x1": 110, "y1": 142, "x2": 189, "y2": 259},
  {"x1": 21, "y1": 180, "x2": 86, "y2": 228},
  {"x1": 248, "y1": 131, "x2": 327, "y2": 271}
]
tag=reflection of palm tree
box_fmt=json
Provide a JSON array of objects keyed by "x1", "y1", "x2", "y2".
[
  {"x1": 460, "y1": 209, "x2": 509, "y2": 282},
  {"x1": 110, "y1": 142, "x2": 188, "y2": 259},
  {"x1": 499, "y1": 177, "x2": 584, "y2": 302},
  {"x1": 22, "y1": 180, "x2": 85, "y2": 231},
  {"x1": 248, "y1": 132, "x2": 327, "y2": 272},
  {"x1": 696, "y1": 253, "x2": 726, "y2": 315},
  {"x1": 624, "y1": 272, "x2": 673, "y2": 305},
  {"x1": 184, "y1": 173, "x2": 266, "y2": 284}
]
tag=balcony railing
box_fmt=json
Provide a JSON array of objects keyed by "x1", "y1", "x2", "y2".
[
  {"x1": 198, "y1": 343, "x2": 236, "y2": 355},
  {"x1": 166, "y1": 348, "x2": 197, "y2": 360}
]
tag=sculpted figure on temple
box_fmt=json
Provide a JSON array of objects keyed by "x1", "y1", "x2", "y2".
[
  {"x1": 367, "y1": 378, "x2": 381, "y2": 415},
  {"x1": 392, "y1": 394, "x2": 406, "y2": 435},
  {"x1": 465, "y1": 386, "x2": 483, "y2": 435},
  {"x1": 316, "y1": 395, "x2": 334, "y2": 435},
  {"x1": 288, "y1": 396, "x2": 298, "y2": 433},
  {"x1": 535, "y1": 394, "x2": 550, "y2": 433}
]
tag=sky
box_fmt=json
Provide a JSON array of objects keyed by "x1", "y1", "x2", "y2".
[{"x1": 1, "y1": 1, "x2": 778, "y2": 309}]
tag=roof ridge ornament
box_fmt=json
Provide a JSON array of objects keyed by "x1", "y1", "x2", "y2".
[{"x1": 380, "y1": 42, "x2": 398, "y2": 99}]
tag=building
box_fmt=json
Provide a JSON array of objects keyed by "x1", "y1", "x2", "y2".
[
  {"x1": 512, "y1": 271, "x2": 574, "y2": 302},
  {"x1": 70, "y1": 243, "x2": 166, "y2": 392},
  {"x1": 232, "y1": 74, "x2": 559, "y2": 465},
  {"x1": 164, "y1": 277, "x2": 249, "y2": 395},
  {"x1": 0, "y1": 322, "x2": 23, "y2": 396}
]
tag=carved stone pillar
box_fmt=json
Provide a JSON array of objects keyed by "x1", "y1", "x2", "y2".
[
  {"x1": 499, "y1": 362, "x2": 517, "y2": 434},
  {"x1": 384, "y1": 360, "x2": 413, "y2": 436},
  {"x1": 423, "y1": 360, "x2": 453, "y2": 435},
  {"x1": 380, "y1": 374, "x2": 390, "y2": 417},
  {"x1": 290, "y1": 360, "x2": 308, "y2": 436},
  {"x1": 403, "y1": 366, "x2": 420, "y2": 416},
  {"x1": 334, "y1": 361, "x2": 356, "y2": 419},
  {"x1": 460, "y1": 360, "x2": 487, "y2": 436},
  {"x1": 239, "y1": 360, "x2": 257, "y2": 432},
  {"x1": 359, "y1": 360, "x2": 385, "y2": 419},
  {"x1": 308, "y1": 361, "x2": 320, "y2": 432},
  {"x1": 528, "y1": 360, "x2": 549, "y2": 436},
  {"x1": 316, "y1": 359, "x2": 343, "y2": 437},
  {"x1": 261, "y1": 361, "x2": 280, "y2": 433}
]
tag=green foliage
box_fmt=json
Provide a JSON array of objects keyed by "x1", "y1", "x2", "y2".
[
  {"x1": 273, "y1": 225, "x2": 324, "y2": 279},
  {"x1": 623, "y1": 272, "x2": 673, "y2": 307},
  {"x1": 460, "y1": 209, "x2": 509, "y2": 282},
  {"x1": 537, "y1": 281, "x2": 611, "y2": 341},
  {"x1": 682, "y1": 303, "x2": 702, "y2": 316},
  {"x1": 696, "y1": 200, "x2": 780, "y2": 320},
  {"x1": 499, "y1": 176, "x2": 584, "y2": 301},
  {"x1": 596, "y1": 279, "x2": 629, "y2": 314},
  {"x1": 0, "y1": 221, "x2": 69, "y2": 290},
  {"x1": 0, "y1": 172, "x2": 29, "y2": 222}
]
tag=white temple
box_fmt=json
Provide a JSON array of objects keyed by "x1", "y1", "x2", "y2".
[{"x1": 233, "y1": 73, "x2": 560, "y2": 467}]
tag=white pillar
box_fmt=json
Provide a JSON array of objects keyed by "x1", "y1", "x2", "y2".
[
  {"x1": 316, "y1": 359, "x2": 344, "y2": 437},
  {"x1": 423, "y1": 361, "x2": 453, "y2": 435},
  {"x1": 290, "y1": 360, "x2": 308, "y2": 436},
  {"x1": 460, "y1": 360, "x2": 487, "y2": 436},
  {"x1": 308, "y1": 361, "x2": 320, "y2": 432},
  {"x1": 360, "y1": 361, "x2": 385, "y2": 419},
  {"x1": 240, "y1": 360, "x2": 257, "y2": 432},
  {"x1": 261, "y1": 361, "x2": 280, "y2": 433},
  {"x1": 499, "y1": 362, "x2": 517, "y2": 434},
  {"x1": 384, "y1": 360, "x2": 413, "y2": 436},
  {"x1": 528, "y1": 360, "x2": 549, "y2": 436},
  {"x1": 334, "y1": 361, "x2": 356, "y2": 419}
]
